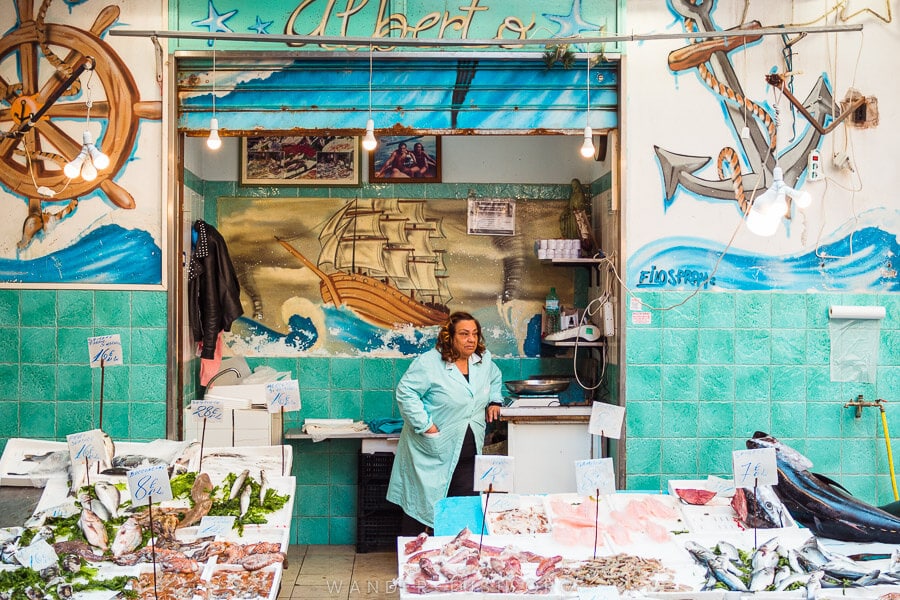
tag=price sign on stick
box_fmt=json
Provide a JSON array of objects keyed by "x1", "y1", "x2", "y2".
[
  {"x1": 66, "y1": 429, "x2": 108, "y2": 465},
  {"x1": 15, "y1": 538, "x2": 59, "y2": 571},
  {"x1": 266, "y1": 380, "x2": 301, "y2": 413},
  {"x1": 575, "y1": 458, "x2": 616, "y2": 496},
  {"x1": 588, "y1": 402, "x2": 625, "y2": 438},
  {"x1": 483, "y1": 493, "x2": 521, "y2": 514},
  {"x1": 732, "y1": 447, "x2": 777, "y2": 488},
  {"x1": 87, "y1": 334, "x2": 123, "y2": 367},
  {"x1": 474, "y1": 455, "x2": 514, "y2": 492},
  {"x1": 197, "y1": 516, "x2": 236, "y2": 538},
  {"x1": 191, "y1": 399, "x2": 224, "y2": 423},
  {"x1": 127, "y1": 464, "x2": 173, "y2": 506}
]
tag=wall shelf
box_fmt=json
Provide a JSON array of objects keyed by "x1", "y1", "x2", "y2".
[{"x1": 542, "y1": 339, "x2": 605, "y2": 347}]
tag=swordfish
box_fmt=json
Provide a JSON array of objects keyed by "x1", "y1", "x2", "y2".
[{"x1": 747, "y1": 431, "x2": 900, "y2": 543}]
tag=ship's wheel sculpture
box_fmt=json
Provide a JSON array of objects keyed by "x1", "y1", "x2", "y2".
[{"x1": 0, "y1": 0, "x2": 162, "y2": 250}]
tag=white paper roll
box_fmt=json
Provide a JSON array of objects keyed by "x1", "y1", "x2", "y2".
[{"x1": 828, "y1": 305, "x2": 886, "y2": 320}]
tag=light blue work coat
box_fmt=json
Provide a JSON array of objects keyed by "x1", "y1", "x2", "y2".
[{"x1": 386, "y1": 348, "x2": 503, "y2": 527}]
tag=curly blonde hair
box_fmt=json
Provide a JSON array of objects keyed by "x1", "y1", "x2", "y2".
[{"x1": 436, "y1": 311, "x2": 485, "y2": 362}]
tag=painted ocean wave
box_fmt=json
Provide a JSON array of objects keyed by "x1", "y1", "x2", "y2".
[
  {"x1": 628, "y1": 225, "x2": 899, "y2": 291},
  {"x1": 232, "y1": 305, "x2": 438, "y2": 356},
  {"x1": 0, "y1": 224, "x2": 161, "y2": 284}
]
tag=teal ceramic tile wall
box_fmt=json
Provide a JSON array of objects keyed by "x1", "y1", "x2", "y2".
[
  {"x1": 625, "y1": 291, "x2": 900, "y2": 505},
  {"x1": 0, "y1": 289, "x2": 168, "y2": 454}
]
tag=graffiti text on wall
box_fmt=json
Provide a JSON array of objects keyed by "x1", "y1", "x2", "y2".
[
  {"x1": 636, "y1": 265, "x2": 715, "y2": 289},
  {"x1": 286, "y1": 0, "x2": 541, "y2": 48}
]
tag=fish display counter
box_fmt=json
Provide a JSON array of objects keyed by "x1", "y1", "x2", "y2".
[
  {"x1": 399, "y1": 494, "x2": 900, "y2": 599},
  {"x1": 399, "y1": 432, "x2": 900, "y2": 598},
  {"x1": 0, "y1": 438, "x2": 294, "y2": 599}
]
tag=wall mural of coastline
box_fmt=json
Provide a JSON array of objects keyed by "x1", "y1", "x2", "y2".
[
  {"x1": 218, "y1": 197, "x2": 574, "y2": 357},
  {"x1": 625, "y1": 0, "x2": 898, "y2": 292}
]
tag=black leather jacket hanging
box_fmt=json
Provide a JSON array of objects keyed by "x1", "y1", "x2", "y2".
[{"x1": 188, "y1": 220, "x2": 244, "y2": 358}]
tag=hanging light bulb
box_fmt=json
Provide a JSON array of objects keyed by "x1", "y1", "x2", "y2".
[
  {"x1": 64, "y1": 147, "x2": 88, "y2": 179},
  {"x1": 207, "y1": 117, "x2": 222, "y2": 150},
  {"x1": 745, "y1": 166, "x2": 811, "y2": 237},
  {"x1": 580, "y1": 126, "x2": 595, "y2": 158},
  {"x1": 579, "y1": 54, "x2": 594, "y2": 159},
  {"x1": 80, "y1": 159, "x2": 98, "y2": 182},
  {"x1": 206, "y1": 48, "x2": 222, "y2": 151},
  {"x1": 362, "y1": 118, "x2": 377, "y2": 151},
  {"x1": 82, "y1": 131, "x2": 109, "y2": 170},
  {"x1": 362, "y1": 45, "x2": 377, "y2": 152}
]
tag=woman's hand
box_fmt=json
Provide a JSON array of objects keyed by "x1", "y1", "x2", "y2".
[
  {"x1": 486, "y1": 404, "x2": 502, "y2": 423},
  {"x1": 424, "y1": 424, "x2": 439, "y2": 434}
]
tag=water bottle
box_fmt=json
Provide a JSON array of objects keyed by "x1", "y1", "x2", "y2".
[{"x1": 544, "y1": 287, "x2": 560, "y2": 335}]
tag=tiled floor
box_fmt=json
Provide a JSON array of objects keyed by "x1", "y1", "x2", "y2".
[{"x1": 277, "y1": 545, "x2": 400, "y2": 600}]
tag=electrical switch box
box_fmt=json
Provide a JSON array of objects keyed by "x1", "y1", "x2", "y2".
[{"x1": 807, "y1": 150, "x2": 822, "y2": 181}]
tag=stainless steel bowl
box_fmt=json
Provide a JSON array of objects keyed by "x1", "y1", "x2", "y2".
[{"x1": 504, "y1": 378, "x2": 571, "y2": 395}]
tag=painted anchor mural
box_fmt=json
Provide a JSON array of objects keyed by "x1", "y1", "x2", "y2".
[
  {"x1": 656, "y1": 0, "x2": 830, "y2": 216},
  {"x1": 630, "y1": 0, "x2": 899, "y2": 292}
]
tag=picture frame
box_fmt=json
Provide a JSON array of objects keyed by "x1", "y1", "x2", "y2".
[
  {"x1": 241, "y1": 135, "x2": 360, "y2": 185},
  {"x1": 369, "y1": 135, "x2": 441, "y2": 183}
]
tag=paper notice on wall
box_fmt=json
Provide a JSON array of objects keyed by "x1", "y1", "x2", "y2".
[
  {"x1": 631, "y1": 311, "x2": 651, "y2": 325},
  {"x1": 467, "y1": 198, "x2": 516, "y2": 235},
  {"x1": 829, "y1": 318, "x2": 881, "y2": 383}
]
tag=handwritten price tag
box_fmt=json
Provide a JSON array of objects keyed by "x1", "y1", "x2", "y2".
[
  {"x1": 191, "y1": 399, "x2": 225, "y2": 423},
  {"x1": 88, "y1": 334, "x2": 123, "y2": 367},
  {"x1": 732, "y1": 447, "x2": 777, "y2": 488},
  {"x1": 266, "y1": 380, "x2": 301, "y2": 413},
  {"x1": 66, "y1": 429, "x2": 108, "y2": 465},
  {"x1": 483, "y1": 493, "x2": 521, "y2": 513},
  {"x1": 575, "y1": 458, "x2": 616, "y2": 496},
  {"x1": 127, "y1": 464, "x2": 173, "y2": 506},
  {"x1": 474, "y1": 455, "x2": 514, "y2": 492},
  {"x1": 588, "y1": 402, "x2": 625, "y2": 438},
  {"x1": 197, "y1": 516, "x2": 236, "y2": 538},
  {"x1": 15, "y1": 538, "x2": 58, "y2": 571}
]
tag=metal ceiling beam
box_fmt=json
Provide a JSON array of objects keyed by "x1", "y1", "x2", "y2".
[{"x1": 110, "y1": 22, "x2": 862, "y2": 49}]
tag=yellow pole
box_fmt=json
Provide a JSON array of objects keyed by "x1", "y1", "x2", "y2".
[{"x1": 881, "y1": 406, "x2": 899, "y2": 502}]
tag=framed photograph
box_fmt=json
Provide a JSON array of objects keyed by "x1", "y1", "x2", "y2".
[
  {"x1": 369, "y1": 135, "x2": 441, "y2": 183},
  {"x1": 241, "y1": 135, "x2": 360, "y2": 185}
]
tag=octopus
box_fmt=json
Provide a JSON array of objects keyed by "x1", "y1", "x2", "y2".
[{"x1": 176, "y1": 472, "x2": 214, "y2": 529}]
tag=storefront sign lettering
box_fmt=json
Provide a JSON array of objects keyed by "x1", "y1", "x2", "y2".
[
  {"x1": 285, "y1": 0, "x2": 535, "y2": 49},
  {"x1": 637, "y1": 264, "x2": 715, "y2": 289}
]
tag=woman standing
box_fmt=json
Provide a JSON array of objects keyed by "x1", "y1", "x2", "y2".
[{"x1": 387, "y1": 312, "x2": 504, "y2": 534}]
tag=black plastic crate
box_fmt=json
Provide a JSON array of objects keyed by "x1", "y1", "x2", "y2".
[
  {"x1": 359, "y1": 452, "x2": 395, "y2": 482},
  {"x1": 358, "y1": 481, "x2": 393, "y2": 513},
  {"x1": 357, "y1": 510, "x2": 402, "y2": 553}
]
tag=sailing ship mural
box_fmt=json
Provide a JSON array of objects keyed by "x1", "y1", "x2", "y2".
[
  {"x1": 276, "y1": 199, "x2": 451, "y2": 329},
  {"x1": 218, "y1": 195, "x2": 573, "y2": 357}
]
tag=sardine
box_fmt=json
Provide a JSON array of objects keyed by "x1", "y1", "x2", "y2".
[
  {"x1": 94, "y1": 481, "x2": 120, "y2": 519},
  {"x1": 805, "y1": 570, "x2": 823, "y2": 600},
  {"x1": 750, "y1": 537, "x2": 780, "y2": 571},
  {"x1": 229, "y1": 469, "x2": 249, "y2": 501},
  {"x1": 9, "y1": 451, "x2": 71, "y2": 476},
  {"x1": 772, "y1": 565, "x2": 792, "y2": 589},
  {"x1": 101, "y1": 454, "x2": 167, "y2": 476},
  {"x1": 78, "y1": 508, "x2": 108, "y2": 551},
  {"x1": 715, "y1": 540, "x2": 740, "y2": 563},
  {"x1": 259, "y1": 469, "x2": 269, "y2": 505},
  {"x1": 89, "y1": 499, "x2": 111, "y2": 522},
  {"x1": 240, "y1": 481, "x2": 252, "y2": 517},
  {"x1": 749, "y1": 566, "x2": 776, "y2": 591},
  {"x1": 748, "y1": 431, "x2": 900, "y2": 543},
  {"x1": 708, "y1": 556, "x2": 749, "y2": 592},
  {"x1": 111, "y1": 517, "x2": 142, "y2": 558}
]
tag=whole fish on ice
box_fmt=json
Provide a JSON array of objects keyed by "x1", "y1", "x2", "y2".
[{"x1": 748, "y1": 431, "x2": 900, "y2": 543}]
